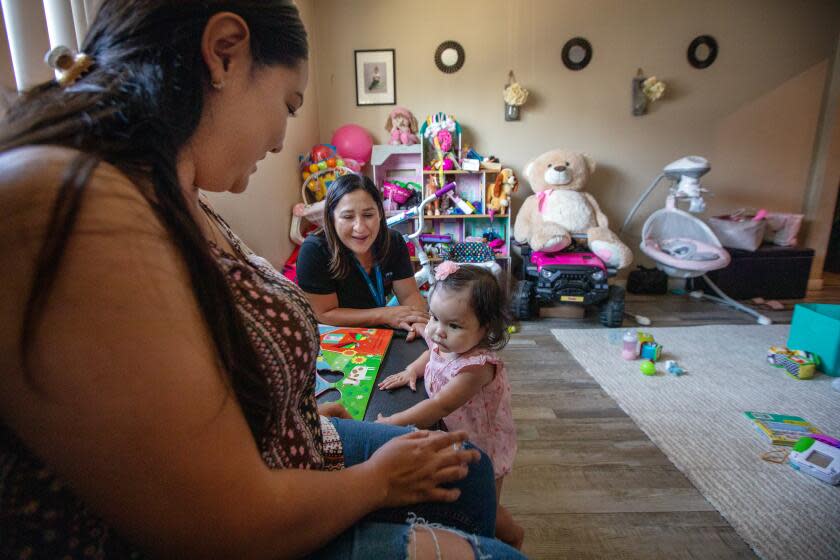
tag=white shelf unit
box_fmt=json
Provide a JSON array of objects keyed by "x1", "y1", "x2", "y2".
[{"x1": 371, "y1": 135, "x2": 513, "y2": 288}]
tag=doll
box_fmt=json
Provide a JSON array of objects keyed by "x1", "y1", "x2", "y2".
[{"x1": 385, "y1": 107, "x2": 420, "y2": 145}]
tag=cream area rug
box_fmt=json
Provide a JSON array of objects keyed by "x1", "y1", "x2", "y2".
[{"x1": 552, "y1": 325, "x2": 840, "y2": 560}]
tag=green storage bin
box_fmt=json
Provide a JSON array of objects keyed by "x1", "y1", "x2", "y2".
[{"x1": 787, "y1": 303, "x2": 840, "y2": 376}]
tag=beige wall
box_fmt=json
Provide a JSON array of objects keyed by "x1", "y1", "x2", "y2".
[
  {"x1": 2, "y1": 1, "x2": 838, "y2": 274},
  {"x1": 312, "y1": 0, "x2": 840, "y2": 273},
  {"x1": 803, "y1": 32, "x2": 840, "y2": 278}
]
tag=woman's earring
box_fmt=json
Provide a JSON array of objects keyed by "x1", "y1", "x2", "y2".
[{"x1": 211, "y1": 79, "x2": 225, "y2": 90}]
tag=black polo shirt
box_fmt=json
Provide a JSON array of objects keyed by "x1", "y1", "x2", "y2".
[{"x1": 296, "y1": 229, "x2": 415, "y2": 309}]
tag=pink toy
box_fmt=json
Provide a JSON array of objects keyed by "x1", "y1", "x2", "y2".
[
  {"x1": 622, "y1": 330, "x2": 639, "y2": 360},
  {"x1": 385, "y1": 107, "x2": 420, "y2": 145},
  {"x1": 530, "y1": 250, "x2": 608, "y2": 273},
  {"x1": 382, "y1": 181, "x2": 412, "y2": 205},
  {"x1": 331, "y1": 124, "x2": 374, "y2": 164},
  {"x1": 437, "y1": 129, "x2": 453, "y2": 152}
]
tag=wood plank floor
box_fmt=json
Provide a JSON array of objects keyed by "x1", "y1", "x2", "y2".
[{"x1": 501, "y1": 275, "x2": 839, "y2": 559}]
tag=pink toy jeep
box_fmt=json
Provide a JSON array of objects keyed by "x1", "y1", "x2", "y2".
[{"x1": 512, "y1": 240, "x2": 625, "y2": 327}]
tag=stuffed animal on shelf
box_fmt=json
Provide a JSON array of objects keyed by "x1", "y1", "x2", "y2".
[
  {"x1": 385, "y1": 107, "x2": 420, "y2": 145},
  {"x1": 513, "y1": 148, "x2": 633, "y2": 269},
  {"x1": 487, "y1": 168, "x2": 519, "y2": 218}
]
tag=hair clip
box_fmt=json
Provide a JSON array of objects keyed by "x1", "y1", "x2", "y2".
[
  {"x1": 45, "y1": 45, "x2": 93, "y2": 87},
  {"x1": 434, "y1": 260, "x2": 459, "y2": 281}
]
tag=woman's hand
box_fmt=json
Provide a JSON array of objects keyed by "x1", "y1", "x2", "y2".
[
  {"x1": 379, "y1": 305, "x2": 429, "y2": 332},
  {"x1": 317, "y1": 402, "x2": 352, "y2": 419},
  {"x1": 405, "y1": 320, "x2": 427, "y2": 342},
  {"x1": 378, "y1": 368, "x2": 419, "y2": 392},
  {"x1": 362, "y1": 430, "x2": 480, "y2": 508}
]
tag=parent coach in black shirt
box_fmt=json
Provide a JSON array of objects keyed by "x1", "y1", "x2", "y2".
[{"x1": 297, "y1": 174, "x2": 429, "y2": 340}]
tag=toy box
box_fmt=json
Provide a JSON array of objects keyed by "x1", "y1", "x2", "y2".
[
  {"x1": 687, "y1": 244, "x2": 814, "y2": 299},
  {"x1": 787, "y1": 303, "x2": 840, "y2": 376}
]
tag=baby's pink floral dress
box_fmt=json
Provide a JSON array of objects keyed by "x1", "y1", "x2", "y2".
[{"x1": 424, "y1": 337, "x2": 517, "y2": 478}]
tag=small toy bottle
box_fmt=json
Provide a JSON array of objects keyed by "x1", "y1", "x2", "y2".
[{"x1": 621, "y1": 330, "x2": 639, "y2": 360}]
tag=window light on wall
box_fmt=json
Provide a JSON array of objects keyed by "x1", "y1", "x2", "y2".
[{"x1": 1, "y1": 0, "x2": 98, "y2": 91}]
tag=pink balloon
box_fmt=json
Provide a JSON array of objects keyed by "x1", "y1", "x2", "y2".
[{"x1": 331, "y1": 124, "x2": 373, "y2": 164}]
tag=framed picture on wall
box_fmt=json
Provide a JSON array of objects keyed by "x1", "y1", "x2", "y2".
[{"x1": 354, "y1": 49, "x2": 396, "y2": 106}]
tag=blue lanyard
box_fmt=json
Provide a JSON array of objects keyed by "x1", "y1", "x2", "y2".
[{"x1": 353, "y1": 257, "x2": 385, "y2": 307}]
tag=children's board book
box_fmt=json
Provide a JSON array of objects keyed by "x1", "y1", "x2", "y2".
[
  {"x1": 743, "y1": 411, "x2": 823, "y2": 446},
  {"x1": 315, "y1": 326, "x2": 393, "y2": 420}
]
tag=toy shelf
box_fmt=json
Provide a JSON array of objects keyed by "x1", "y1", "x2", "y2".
[
  {"x1": 370, "y1": 113, "x2": 514, "y2": 289},
  {"x1": 422, "y1": 170, "x2": 497, "y2": 175}
]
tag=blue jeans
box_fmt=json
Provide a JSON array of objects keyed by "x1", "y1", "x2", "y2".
[{"x1": 308, "y1": 419, "x2": 526, "y2": 559}]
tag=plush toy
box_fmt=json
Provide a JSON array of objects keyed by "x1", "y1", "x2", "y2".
[
  {"x1": 385, "y1": 107, "x2": 419, "y2": 145},
  {"x1": 513, "y1": 148, "x2": 633, "y2": 269},
  {"x1": 487, "y1": 168, "x2": 519, "y2": 218}
]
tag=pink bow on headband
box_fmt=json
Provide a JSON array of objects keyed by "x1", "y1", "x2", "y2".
[{"x1": 435, "y1": 260, "x2": 459, "y2": 281}]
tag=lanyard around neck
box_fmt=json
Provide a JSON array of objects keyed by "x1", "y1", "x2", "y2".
[{"x1": 353, "y1": 256, "x2": 385, "y2": 307}]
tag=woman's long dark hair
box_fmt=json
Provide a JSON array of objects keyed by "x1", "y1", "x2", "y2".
[
  {"x1": 0, "y1": 0, "x2": 308, "y2": 441},
  {"x1": 322, "y1": 173, "x2": 391, "y2": 279}
]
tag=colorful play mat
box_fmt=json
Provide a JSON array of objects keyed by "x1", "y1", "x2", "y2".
[{"x1": 315, "y1": 326, "x2": 393, "y2": 420}]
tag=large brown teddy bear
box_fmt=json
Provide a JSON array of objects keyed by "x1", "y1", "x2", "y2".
[{"x1": 513, "y1": 148, "x2": 633, "y2": 269}]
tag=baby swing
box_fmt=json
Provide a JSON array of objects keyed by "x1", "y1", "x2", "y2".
[{"x1": 621, "y1": 156, "x2": 771, "y2": 325}]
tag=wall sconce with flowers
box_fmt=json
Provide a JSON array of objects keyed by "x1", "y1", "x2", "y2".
[
  {"x1": 503, "y1": 70, "x2": 529, "y2": 121},
  {"x1": 632, "y1": 68, "x2": 666, "y2": 116}
]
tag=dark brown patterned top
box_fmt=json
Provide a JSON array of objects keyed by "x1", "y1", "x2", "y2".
[{"x1": 0, "y1": 199, "x2": 342, "y2": 558}]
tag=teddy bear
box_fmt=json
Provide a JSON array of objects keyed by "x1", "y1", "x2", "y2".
[
  {"x1": 487, "y1": 168, "x2": 519, "y2": 217},
  {"x1": 513, "y1": 148, "x2": 633, "y2": 269},
  {"x1": 385, "y1": 106, "x2": 419, "y2": 145}
]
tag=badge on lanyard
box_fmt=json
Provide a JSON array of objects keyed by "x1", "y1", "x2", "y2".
[{"x1": 354, "y1": 257, "x2": 385, "y2": 307}]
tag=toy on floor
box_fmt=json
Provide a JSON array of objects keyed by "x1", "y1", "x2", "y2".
[
  {"x1": 641, "y1": 340, "x2": 662, "y2": 361},
  {"x1": 789, "y1": 436, "x2": 840, "y2": 485},
  {"x1": 622, "y1": 330, "x2": 640, "y2": 360},
  {"x1": 743, "y1": 411, "x2": 823, "y2": 447},
  {"x1": 621, "y1": 330, "x2": 663, "y2": 361},
  {"x1": 640, "y1": 360, "x2": 657, "y2": 376},
  {"x1": 766, "y1": 346, "x2": 820, "y2": 380},
  {"x1": 315, "y1": 326, "x2": 393, "y2": 420},
  {"x1": 665, "y1": 360, "x2": 686, "y2": 376}
]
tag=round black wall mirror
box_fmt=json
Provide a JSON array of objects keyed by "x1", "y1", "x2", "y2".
[
  {"x1": 435, "y1": 41, "x2": 465, "y2": 73},
  {"x1": 687, "y1": 35, "x2": 718, "y2": 69},
  {"x1": 561, "y1": 37, "x2": 592, "y2": 71}
]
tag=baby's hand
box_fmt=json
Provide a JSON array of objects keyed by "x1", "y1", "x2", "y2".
[
  {"x1": 375, "y1": 413, "x2": 390, "y2": 424},
  {"x1": 378, "y1": 369, "x2": 418, "y2": 392}
]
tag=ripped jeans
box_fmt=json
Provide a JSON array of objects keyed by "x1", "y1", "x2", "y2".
[{"x1": 308, "y1": 419, "x2": 526, "y2": 559}]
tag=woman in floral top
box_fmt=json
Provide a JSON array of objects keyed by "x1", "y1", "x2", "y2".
[{"x1": 0, "y1": 1, "x2": 524, "y2": 558}]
